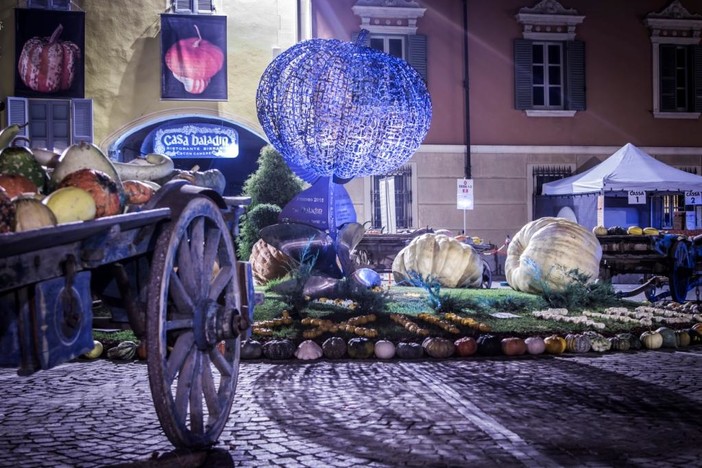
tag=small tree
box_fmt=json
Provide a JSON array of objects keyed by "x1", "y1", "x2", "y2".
[{"x1": 238, "y1": 203, "x2": 282, "y2": 260}]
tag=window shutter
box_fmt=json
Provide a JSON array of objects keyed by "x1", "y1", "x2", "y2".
[
  {"x1": 407, "y1": 34, "x2": 427, "y2": 82},
  {"x1": 660, "y1": 44, "x2": 676, "y2": 112},
  {"x1": 175, "y1": 0, "x2": 192, "y2": 12},
  {"x1": 28, "y1": 0, "x2": 70, "y2": 9},
  {"x1": 71, "y1": 99, "x2": 93, "y2": 144},
  {"x1": 197, "y1": 0, "x2": 214, "y2": 13},
  {"x1": 514, "y1": 39, "x2": 533, "y2": 110},
  {"x1": 565, "y1": 40, "x2": 585, "y2": 111},
  {"x1": 351, "y1": 31, "x2": 370, "y2": 47},
  {"x1": 6, "y1": 97, "x2": 29, "y2": 144},
  {"x1": 694, "y1": 45, "x2": 702, "y2": 112}
]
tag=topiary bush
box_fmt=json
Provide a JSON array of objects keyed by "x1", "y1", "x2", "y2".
[{"x1": 238, "y1": 203, "x2": 282, "y2": 260}]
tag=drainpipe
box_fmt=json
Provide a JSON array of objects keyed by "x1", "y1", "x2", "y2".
[
  {"x1": 296, "y1": 0, "x2": 302, "y2": 42},
  {"x1": 462, "y1": 0, "x2": 471, "y2": 179}
]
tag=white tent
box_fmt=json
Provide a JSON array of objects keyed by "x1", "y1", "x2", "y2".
[{"x1": 542, "y1": 143, "x2": 702, "y2": 195}]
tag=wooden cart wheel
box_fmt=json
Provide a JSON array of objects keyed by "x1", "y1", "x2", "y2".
[
  {"x1": 147, "y1": 196, "x2": 242, "y2": 449},
  {"x1": 668, "y1": 240, "x2": 692, "y2": 303}
]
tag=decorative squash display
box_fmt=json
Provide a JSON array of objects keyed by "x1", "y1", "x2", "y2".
[
  {"x1": 565, "y1": 333, "x2": 591, "y2": 353},
  {"x1": 58, "y1": 168, "x2": 122, "y2": 218},
  {"x1": 584, "y1": 331, "x2": 611, "y2": 353},
  {"x1": 374, "y1": 340, "x2": 396, "y2": 360},
  {"x1": 395, "y1": 341, "x2": 424, "y2": 359},
  {"x1": 262, "y1": 339, "x2": 296, "y2": 360},
  {"x1": 322, "y1": 336, "x2": 347, "y2": 359},
  {"x1": 240, "y1": 339, "x2": 263, "y2": 360},
  {"x1": 165, "y1": 24, "x2": 224, "y2": 94},
  {"x1": 392, "y1": 233, "x2": 483, "y2": 288},
  {"x1": 543, "y1": 334, "x2": 567, "y2": 354},
  {"x1": 675, "y1": 329, "x2": 691, "y2": 347},
  {"x1": 501, "y1": 337, "x2": 526, "y2": 356},
  {"x1": 347, "y1": 337, "x2": 375, "y2": 359},
  {"x1": 106, "y1": 341, "x2": 137, "y2": 360},
  {"x1": 655, "y1": 327, "x2": 677, "y2": 348},
  {"x1": 524, "y1": 336, "x2": 545, "y2": 355},
  {"x1": 454, "y1": 336, "x2": 478, "y2": 357},
  {"x1": 476, "y1": 334, "x2": 502, "y2": 356},
  {"x1": 295, "y1": 340, "x2": 323, "y2": 360},
  {"x1": 422, "y1": 336, "x2": 455, "y2": 358},
  {"x1": 18, "y1": 24, "x2": 80, "y2": 93},
  {"x1": 249, "y1": 239, "x2": 293, "y2": 285},
  {"x1": 505, "y1": 217, "x2": 602, "y2": 294},
  {"x1": 640, "y1": 331, "x2": 663, "y2": 350},
  {"x1": 608, "y1": 335, "x2": 631, "y2": 351}
]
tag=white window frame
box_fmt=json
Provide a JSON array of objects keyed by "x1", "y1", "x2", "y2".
[
  {"x1": 650, "y1": 37, "x2": 701, "y2": 119},
  {"x1": 369, "y1": 35, "x2": 406, "y2": 60},
  {"x1": 363, "y1": 162, "x2": 418, "y2": 231},
  {"x1": 531, "y1": 41, "x2": 565, "y2": 110},
  {"x1": 170, "y1": 0, "x2": 214, "y2": 14}
]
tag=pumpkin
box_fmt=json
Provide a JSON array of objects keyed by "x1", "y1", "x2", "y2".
[
  {"x1": 617, "y1": 332, "x2": 642, "y2": 350},
  {"x1": 524, "y1": 336, "x2": 546, "y2": 355},
  {"x1": 640, "y1": 331, "x2": 663, "y2": 350},
  {"x1": 250, "y1": 239, "x2": 293, "y2": 286},
  {"x1": 395, "y1": 342, "x2": 424, "y2": 359},
  {"x1": 565, "y1": 333, "x2": 591, "y2": 353},
  {"x1": 608, "y1": 335, "x2": 631, "y2": 352},
  {"x1": 12, "y1": 196, "x2": 57, "y2": 231},
  {"x1": 42, "y1": 186, "x2": 97, "y2": 223},
  {"x1": 583, "y1": 331, "x2": 611, "y2": 353},
  {"x1": 500, "y1": 337, "x2": 526, "y2": 356},
  {"x1": 543, "y1": 335, "x2": 567, "y2": 354},
  {"x1": 655, "y1": 327, "x2": 677, "y2": 348},
  {"x1": 165, "y1": 24, "x2": 224, "y2": 94},
  {"x1": 295, "y1": 340, "x2": 323, "y2": 360},
  {"x1": 0, "y1": 173, "x2": 38, "y2": 198},
  {"x1": 0, "y1": 189, "x2": 17, "y2": 233},
  {"x1": 262, "y1": 339, "x2": 295, "y2": 360},
  {"x1": 122, "y1": 180, "x2": 155, "y2": 205},
  {"x1": 454, "y1": 337, "x2": 478, "y2": 357},
  {"x1": 58, "y1": 168, "x2": 122, "y2": 218},
  {"x1": 675, "y1": 330, "x2": 691, "y2": 347},
  {"x1": 18, "y1": 24, "x2": 80, "y2": 93},
  {"x1": 374, "y1": 340, "x2": 396, "y2": 359},
  {"x1": 687, "y1": 328, "x2": 702, "y2": 345},
  {"x1": 505, "y1": 217, "x2": 602, "y2": 294},
  {"x1": 592, "y1": 225, "x2": 608, "y2": 236},
  {"x1": 347, "y1": 337, "x2": 375, "y2": 359},
  {"x1": 106, "y1": 341, "x2": 137, "y2": 360},
  {"x1": 476, "y1": 334, "x2": 502, "y2": 356},
  {"x1": 392, "y1": 234, "x2": 484, "y2": 288},
  {"x1": 422, "y1": 337, "x2": 455, "y2": 358},
  {"x1": 240, "y1": 339, "x2": 263, "y2": 360},
  {"x1": 692, "y1": 323, "x2": 702, "y2": 332},
  {"x1": 52, "y1": 141, "x2": 122, "y2": 189},
  {"x1": 0, "y1": 146, "x2": 48, "y2": 192},
  {"x1": 322, "y1": 337, "x2": 347, "y2": 359},
  {"x1": 82, "y1": 340, "x2": 103, "y2": 359}
]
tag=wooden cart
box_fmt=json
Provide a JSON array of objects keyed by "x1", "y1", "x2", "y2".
[{"x1": 0, "y1": 180, "x2": 256, "y2": 449}]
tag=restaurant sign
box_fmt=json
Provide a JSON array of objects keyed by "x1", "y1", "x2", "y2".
[{"x1": 152, "y1": 123, "x2": 239, "y2": 158}]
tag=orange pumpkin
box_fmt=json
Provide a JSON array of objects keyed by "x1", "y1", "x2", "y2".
[
  {"x1": 544, "y1": 335, "x2": 567, "y2": 354},
  {"x1": 164, "y1": 24, "x2": 224, "y2": 94},
  {"x1": 122, "y1": 180, "x2": 155, "y2": 205},
  {"x1": 0, "y1": 174, "x2": 38, "y2": 198},
  {"x1": 501, "y1": 337, "x2": 527, "y2": 356},
  {"x1": 58, "y1": 168, "x2": 122, "y2": 218}
]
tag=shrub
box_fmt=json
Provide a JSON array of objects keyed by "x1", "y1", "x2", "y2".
[{"x1": 238, "y1": 203, "x2": 281, "y2": 260}]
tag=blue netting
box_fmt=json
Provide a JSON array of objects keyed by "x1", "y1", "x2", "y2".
[{"x1": 256, "y1": 33, "x2": 432, "y2": 183}]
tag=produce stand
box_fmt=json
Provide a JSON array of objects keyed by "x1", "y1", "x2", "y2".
[{"x1": 0, "y1": 180, "x2": 256, "y2": 449}]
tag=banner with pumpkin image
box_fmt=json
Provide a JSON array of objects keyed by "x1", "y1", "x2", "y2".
[
  {"x1": 160, "y1": 14, "x2": 227, "y2": 101},
  {"x1": 14, "y1": 8, "x2": 85, "y2": 98}
]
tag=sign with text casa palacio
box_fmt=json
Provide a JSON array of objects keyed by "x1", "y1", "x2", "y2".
[{"x1": 151, "y1": 123, "x2": 239, "y2": 158}]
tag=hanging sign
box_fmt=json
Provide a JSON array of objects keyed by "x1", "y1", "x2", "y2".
[
  {"x1": 457, "y1": 179, "x2": 474, "y2": 210},
  {"x1": 685, "y1": 191, "x2": 702, "y2": 205},
  {"x1": 149, "y1": 123, "x2": 239, "y2": 158},
  {"x1": 628, "y1": 190, "x2": 646, "y2": 205}
]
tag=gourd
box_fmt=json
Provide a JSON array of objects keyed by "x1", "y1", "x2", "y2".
[
  {"x1": 524, "y1": 336, "x2": 546, "y2": 355},
  {"x1": 543, "y1": 335, "x2": 567, "y2": 354},
  {"x1": 617, "y1": 332, "x2": 642, "y2": 350},
  {"x1": 295, "y1": 340, "x2": 323, "y2": 360},
  {"x1": 52, "y1": 142, "x2": 121, "y2": 188},
  {"x1": 422, "y1": 337, "x2": 455, "y2": 358},
  {"x1": 0, "y1": 189, "x2": 16, "y2": 233},
  {"x1": 476, "y1": 334, "x2": 502, "y2": 356},
  {"x1": 240, "y1": 339, "x2": 263, "y2": 360},
  {"x1": 565, "y1": 333, "x2": 591, "y2": 353},
  {"x1": 165, "y1": 24, "x2": 224, "y2": 94},
  {"x1": 249, "y1": 239, "x2": 293, "y2": 286},
  {"x1": 392, "y1": 233, "x2": 483, "y2": 288},
  {"x1": 12, "y1": 196, "x2": 57, "y2": 232},
  {"x1": 640, "y1": 331, "x2": 663, "y2": 350},
  {"x1": 57, "y1": 168, "x2": 122, "y2": 218},
  {"x1": 0, "y1": 146, "x2": 48, "y2": 192},
  {"x1": 454, "y1": 337, "x2": 478, "y2": 357},
  {"x1": 18, "y1": 24, "x2": 80, "y2": 93},
  {"x1": 627, "y1": 226, "x2": 643, "y2": 235},
  {"x1": 374, "y1": 340, "x2": 396, "y2": 359},
  {"x1": 263, "y1": 339, "x2": 296, "y2": 360},
  {"x1": 501, "y1": 337, "x2": 527, "y2": 356},
  {"x1": 608, "y1": 335, "x2": 631, "y2": 352},
  {"x1": 112, "y1": 153, "x2": 175, "y2": 182},
  {"x1": 687, "y1": 328, "x2": 702, "y2": 345},
  {"x1": 347, "y1": 337, "x2": 374, "y2": 359},
  {"x1": 395, "y1": 342, "x2": 424, "y2": 359},
  {"x1": 82, "y1": 340, "x2": 103, "y2": 359},
  {"x1": 592, "y1": 225, "x2": 608, "y2": 236},
  {"x1": 122, "y1": 180, "x2": 156, "y2": 205},
  {"x1": 675, "y1": 330, "x2": 690, "y2": 347},
  {"x1": 584, "y1": 331, "x2": 611, "y2": 353},
  {"x1": 505, "y1": 217, "x2": 602, "y2": 294},
  {"x1": 322, "y1": 336, "x2": 347, "y2": 359},
  {"x1": 42, "y1": 186, "x2": 97, "y2": 223},
  {"x1": 0, "y1": 173, "x2": 38, "y2": 198},
  {"x1": 655, "y1": 327, "x2": 677, "y2": 348},
  {"x1": 106, "y1": 341, "x2": 138, "y2": 360}
]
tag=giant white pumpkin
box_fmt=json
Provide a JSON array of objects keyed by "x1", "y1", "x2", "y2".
[
  {"x1": 392, "y1": 233, "x2": 483, "y2": 288},
  {"x1": 505, "y1": 217, "x2": 602, "y2": 294}
]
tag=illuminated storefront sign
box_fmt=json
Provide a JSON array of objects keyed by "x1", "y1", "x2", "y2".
[{"x1": 150, "y1": 123, "x2": 239, "y2": 158}]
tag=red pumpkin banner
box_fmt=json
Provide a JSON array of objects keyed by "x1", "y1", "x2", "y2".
[
  {"x1": 14, "y1": 8, "x2": 85, "y2": 98},
  {"x1": 161, "y1": 14, "x2": 227, "y2": 101}
]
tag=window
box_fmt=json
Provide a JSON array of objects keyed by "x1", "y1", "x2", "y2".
[
  {"x1": 172, "y1": 0, "x2": 214, "y2": 14},
  {"x1": 370, "y1": 164, "x2": 413, "y2": 232},
  {"x1": 369, "y1": 36, "x2": 405, "y2": 59},
  {"x1": 531, "y1": 42, "x2": 564, "y2": 108},
  {"x1": 27, "y1": 0, "x2": 70, "y2": 10},
  {"x1": 354, "y1": 32, "x2": 427, "y2": 82}
]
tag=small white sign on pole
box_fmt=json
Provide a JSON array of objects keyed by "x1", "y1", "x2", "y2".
[
  {"x1": 457, "y1": 179, "x2": 474, "y2": 210},
  {"x1": 685, "y1": 191, "x2": 702, "y2": 206},
  {"x1": 628, "y1": 190, "x2": 646, "y2": 205}
]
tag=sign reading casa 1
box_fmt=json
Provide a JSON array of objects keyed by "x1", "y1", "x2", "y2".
[
  {"x1": 152, "y1": 123, "x2": 239, "y2": 158},
  {"x1": 628, "y1": 190, "x2": 646, "y2": 205}
]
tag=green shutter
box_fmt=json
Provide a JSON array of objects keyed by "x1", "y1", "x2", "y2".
[
  {"x1": 694, "y1": 45, "x2": 702, "y2": 112},
  {"x1": 565, "y1": 40, "x2": 585, "y2": 111},
  {"x1": 514, "y1": 39, "x2": 533, "y2": 110},
  {"x1": 71, "y1": 99, "x2": 93, "y2": 144},
  {"x1": 407, "y1": 34, "x2": 427, "y2": 82}
]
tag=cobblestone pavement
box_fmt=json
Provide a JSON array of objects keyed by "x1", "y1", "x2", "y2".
[{"x1": 1, "y1": 348, "x2": 701, "y2": 467}]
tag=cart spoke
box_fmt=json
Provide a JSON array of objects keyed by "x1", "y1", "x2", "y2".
[
  {"x1": 209, "y1": 344, "x2": 233, "y2": 377},
  {"x1": 177, "y1": 237, "x2": 196, "y2": 294},
  {"x1": 189, "y1": 352, "x2": 204, "y2": 435},
  {"x1": 169, "y1": 273, "x2": 193, "y2": 313},
  {"x1": 209, "y1": 265, "x2": 234, "y2": 302},
  {"x1": 201, "y1": 352, "x2": 221, "y2": 418},
  {"x1": 190, "y1": 217, "x2": 206, "y2": 289},
  {"x1": 166, "y1": 332, "x2": 194, "y2": 384},
  {"x1": 174, "y1": 348, "x2": 197, "y2": 427},
  {"x1": 203, "y1": 228, "x2": 222, "y2": 281},
  {"x1": 166, "y1": 318, "x2": 194, "y2": 332}
]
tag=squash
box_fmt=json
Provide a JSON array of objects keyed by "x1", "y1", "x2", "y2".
[
  {"x1": 501, "y1": 337, "x2": 526, "y2": 356},
  {"x1": 592, "y1": 225, "x2": 608, "y2": 236},
  {"x1": 122, "y1": 180, "x2": 156, "y2": 205},
  {"x1": 617, "y1": 332, "x2": 642, "y2": 350},
  {"x1": 584, "y1": 331, "x2": 611, "y2": 353},
  {"x1": 524, "y1": 336, "x2": 546, "y2": 355},
  {"x1": 608, "y1": 335, "x2": 631, "y2": 352},
  {"x1": 374, "y1": 340, "x2": 396, "y2": 359},
  {"x1": 422, "y1": 336, "x2": 455, "y2": 358},
  {"x1": 543, "y1": 335, "x2": 567, "y2": 354},
  {"x1": 643, "y1": 227, "x2": 660, "y2": 235},
  {"x1": 392, "y1": 233, "x2": 483, "y2": 288},
  {"x1": 240, "y1": 339, "x2": 263, "y2": 360},
  {"x1": 640, "y1": 331, "x2": 663, "y2": 350},
  {"x1": 295, "y1": 340, "x2": 323, "y2": 360},
  {"x1": 0, "y1": 146, "x2": 48, "y2": 192},
  {"x1": 113, "y1": 153, "x2": 175, "y2": 182},
  {"x1": 18, "y1": 24, "x2": 80, "y2": 93},
  {"x1": 675, "y1": 330, "x2": 691, "y2": 347},
  {"x1": 505, "y1": 217, "x2": 602, "y2": 294},
  {"x1": 164, "y1": 24, "x2": 224, "y2": 94},
  {"x1": 106, "y1": 341, "x2": 137, "y2": 360},
  {"x1": 687, "y1": 328, "x2": 702, "y2": 345},
  {"x1": 0, "y1": 189, "x2": 16, "y2": 233},
  {"x1": 476, "y1": 334, "x2": 502, "y2": 356},
  {"x1": 395, "y1": 341, "x2": 424, "y2": 359},
  {"x1": 12, "y1": 196, "x2": 57, "y2": 232},
  {"x1": 347, "y1": 337, "x2": 374, "y2": 359},
  {"x1": 82, "y1": 340, "x2": 103, "y2": 359},
  {"x1": 565, "y1": 333, "x2": 591, "y2": 353},
  {"x1": 262, "y1": 339, "x2": 296, "y2": 360},
  {"x1": 627, "y1": 226, "x2": 643, "y2": 235},
  {"x1": 249, "y1": 239, "x2": 293, "y2": 286},
  {"x1": 655, "y1": 327, "x2": 677, "y2": 348},
  {"x1": 0, "y1": 173, "x2": 38, "y2": 198},
  {"x1": 57, "y1": 168, "x2": 122, "y2": 218},
  {"x1": 454, "y1": 336, "x2": 478, "y2": 357},
  {"x1": 42, "y1": 186, "x2": 97, "y2": 223},
  {"x1": 322, "y1": 336, "x2": 347, "y2": 359},
  {"x1": 52, "y1": 141, "x2": 121, "y2": 189}
]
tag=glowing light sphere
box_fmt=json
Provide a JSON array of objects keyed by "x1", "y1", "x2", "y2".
[{"x1": 256, "y1": 31, "x2": 432, "y2": 183}]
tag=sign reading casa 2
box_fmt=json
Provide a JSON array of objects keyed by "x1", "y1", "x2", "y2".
[
  {"x1": 685, "y1": 191, "x2": 702, "y2": 206},
  {"x1": 152, "y1": 123, "x2": 239, "y2": 158}
]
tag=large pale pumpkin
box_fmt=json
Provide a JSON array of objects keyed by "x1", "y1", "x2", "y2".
[
  {"x1": 249, "y1": 239, "x2": 293, "y2": 285},
  {"x1": 392, "y1": 233, "x2": 483, "y2": 288},
  {"x1": 505, "y1": 217, "x2": 602, "y2": 294}
]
